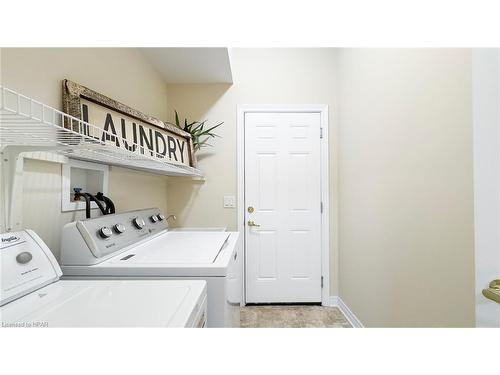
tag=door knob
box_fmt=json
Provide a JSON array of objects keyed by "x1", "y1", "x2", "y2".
[
  {"x1": 482, "y1": 279, "x2": 500, "y2": 304},
  {"x1": 247, "y1": 220, "x2": 260, "y2": 227}
]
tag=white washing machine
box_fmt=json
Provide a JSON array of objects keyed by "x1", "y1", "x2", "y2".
[
  {"x1": 60, "y1": 208, "x2": 241, "y2": 328},
  {"x1": 1, "y1": 230, "x2": 207, "y2": 328}
]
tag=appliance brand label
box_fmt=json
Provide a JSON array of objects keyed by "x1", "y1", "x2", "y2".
[{"x1": 1, "y1": 235, "x2": 20, "y2": 244}]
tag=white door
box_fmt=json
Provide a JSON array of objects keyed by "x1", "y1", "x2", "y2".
[
  {"x1": 244, "y1": 111, "x2": 322, "y2": 303},
  {"x1": 473, "y1": 49, "x2": 500, "y2": 327}
]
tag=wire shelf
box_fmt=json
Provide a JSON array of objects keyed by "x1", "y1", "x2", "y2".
[{"x1": 0, "y1": 86, "x2": 203, "y2": 178}]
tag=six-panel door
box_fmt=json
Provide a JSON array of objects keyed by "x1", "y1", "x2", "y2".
[{"x1": 245, "y1": 112, "x2": 322, "y2": 303}]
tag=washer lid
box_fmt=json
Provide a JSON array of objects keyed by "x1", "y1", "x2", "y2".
[
  {"x1": 1, "y1": 279, "x2": 206, "y2": 327},
  {"x1": 111, "y1": 231, "x2": 231, "y2": 265}
]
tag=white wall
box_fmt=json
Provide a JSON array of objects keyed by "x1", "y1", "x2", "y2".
[
  {"x1": 1, "y1": 48, "x2": 170, "y2": 259},
  {"x1": 336, "y1": 49, "x2": 475, "y2": 327},
  {"x1": 472, "y1": 49, "x2": 500, "y2": 327}
]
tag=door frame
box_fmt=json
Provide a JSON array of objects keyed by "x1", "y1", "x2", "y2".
[{"x1": 237, "y1": 104, "x2": 330, "y2": 306}]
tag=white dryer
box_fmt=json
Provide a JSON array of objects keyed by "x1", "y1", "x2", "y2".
[
  {"x1": 1, "y1": 230, "x2": 207, "y2": 328},
  {"x1": 60, "y1": 208, "x2": 242, "y2": 328}
]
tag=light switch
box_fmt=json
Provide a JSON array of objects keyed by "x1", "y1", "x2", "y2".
[{"x1": 223, "y1": 195, "x2": 236, "y2": 208}]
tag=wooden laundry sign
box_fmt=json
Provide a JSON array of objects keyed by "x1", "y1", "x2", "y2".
[{"x1": 62, "y1": 79, "x2": 195, "y2": 167}]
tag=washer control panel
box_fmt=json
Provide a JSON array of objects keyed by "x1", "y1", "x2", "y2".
[
  {"x1": 1, "y1": 230, "x2": 61, "y2": 306},
  {"x1": 64, "y1": 208, "x2": 169, "y2": 261}
]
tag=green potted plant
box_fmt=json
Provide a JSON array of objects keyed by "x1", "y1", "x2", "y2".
[{"x1": 169, "y1": 110, "x2": 223, "y2": 152}]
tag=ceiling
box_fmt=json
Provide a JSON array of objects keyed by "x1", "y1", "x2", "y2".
[{"x1": 141, "y1": 48, "x2": 233, "y2": 84}]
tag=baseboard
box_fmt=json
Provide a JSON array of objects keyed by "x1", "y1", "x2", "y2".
[{"x1": 325, "y1": 296, "x2": 364, "y2": 328}]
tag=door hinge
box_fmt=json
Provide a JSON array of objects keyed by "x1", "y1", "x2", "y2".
[
  {"x1": 321, "y1": 276, "x2": 324, "y2": 288},
  {"x1": 320, "y1": 201, "x2": 323, "y2": 213},
  {"x1": 320, "y1": 127, "x2": 323, "y2": 139}
]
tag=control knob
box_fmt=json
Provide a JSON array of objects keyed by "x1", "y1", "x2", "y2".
[
  {"x1": 132, "y1": 217, "x2": 146, "y2": 229},
  {"x1": 99, "y1": 226, "x2": 113, "y2": 239},
  {"x1": 157, "y1": 213, "x2": 166, "y2": 221},
  {"x1": 150, "y1": 215, "x2": 159, "y2": 223},
  {"x1": 114, "y1": 223, "x2": 126, "y2": 234}
]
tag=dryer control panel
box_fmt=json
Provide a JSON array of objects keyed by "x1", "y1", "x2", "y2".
[
  {"x1": 1, "y1": 230, "x2": 61, "y2": 306},
  {"x1": 61, "y1": 208, "x2": 168, "y2": 265}
]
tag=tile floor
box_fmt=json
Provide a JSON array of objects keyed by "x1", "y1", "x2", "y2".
[{"x1": 240, "y1": 304, "x2": 352, "y2": 328}]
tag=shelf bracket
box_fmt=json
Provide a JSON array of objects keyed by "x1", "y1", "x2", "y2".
[
  {"x1": 0, "y1": 146, "x2": 64, "y2": 233},
  {"x1": 1, "y1": 146, "x2": 25, "y2": 232}
]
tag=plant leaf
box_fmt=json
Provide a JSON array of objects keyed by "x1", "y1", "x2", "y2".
[
  {"x1": 199, "y1": 122, "x2": 223, "y2": 134},
  {"x1": 197, "y1": 138, "x2": 212, "y2": 147},
  {"x1": 170, "y1": 113, "x2": 223, "y2": 150},
  {"x1": 191, "y1": 121, "x2": 206, "y2": 133},
  {"x1": 175, "y1": 110, "x2": 180, "y2": 127},
  {"x1": 186, "y1": 121, "x2": 198, "y2": 131}
]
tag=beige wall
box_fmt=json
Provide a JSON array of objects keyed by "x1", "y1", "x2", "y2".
[
  {"x1": 1, "y1": 48, "x2": 170, "y2": 258},
  {"x1": 166, "y1": 48, "x2": 475, "y2": 326},
  {"x1": 336, "y1": 49, "x2": 475, "y2": 327},
  {"x1": 165, "y1": 48, "x2": 340, "y2": 294}
]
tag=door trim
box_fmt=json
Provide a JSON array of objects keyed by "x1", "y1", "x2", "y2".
[{"x1": 237, "y1": 104, "x2": 330, "y2": 305}]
